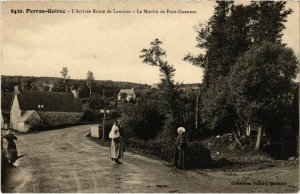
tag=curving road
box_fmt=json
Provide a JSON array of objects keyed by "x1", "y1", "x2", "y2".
[{"x1": 2, "y1": 125, "x2": 298, "y2": 193}]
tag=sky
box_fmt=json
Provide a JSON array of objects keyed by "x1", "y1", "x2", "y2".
[{"x1": 1, "y1": 1, "x2": 299, "y2": 85}]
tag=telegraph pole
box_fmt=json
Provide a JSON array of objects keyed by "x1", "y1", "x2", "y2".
[{"x1": 102, "y1": 108, "x2": 106, "y2": 141}]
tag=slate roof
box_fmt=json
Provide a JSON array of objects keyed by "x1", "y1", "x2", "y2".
[
  {"x1": 1, "y1": 92, "x2": 13, "y2": 113},
  {"x1": 16, "y1": 90, "x2": 83, "y2": 112}
]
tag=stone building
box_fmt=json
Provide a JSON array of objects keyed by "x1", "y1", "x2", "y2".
[{"x1": 10, "y1": 86, "x2": 83, "y2": 132}]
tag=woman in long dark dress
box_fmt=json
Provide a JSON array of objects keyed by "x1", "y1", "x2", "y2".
[
  {"x1": 173, "y1": 127, "x2": 187, "y2": 169},
  {"x1": 2, "y1": 130, "x2": 18, "y2": 166}
]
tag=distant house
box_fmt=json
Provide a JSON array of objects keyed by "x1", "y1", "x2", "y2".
[
  {"x1": 117, "y1": 88, "x2": 136, "y2": 102},
  {"x1": 1, "y1": 92, "x2": 13, "y2": 129},
  {"x1": 10, "y1": 86, "x2": 83, "y2": 132},
  {"x1": 179, "y1": 85, "x2": 200, "y2": 93},
  {"x1": 150, "y1": 84, "x2": 160, "y2": 90}
]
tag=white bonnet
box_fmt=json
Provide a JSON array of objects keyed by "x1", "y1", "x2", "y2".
[{"x1": 177, "y1": 127, "x2": 186, "y2": 133}]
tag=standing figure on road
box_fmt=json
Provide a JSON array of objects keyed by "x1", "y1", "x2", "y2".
[
  {"x1": 173, "y1": 127, "x2": 187, "y2": 169},
  {"x1": 109, "y1": 121, "x2": 124, "y2": 165},
  {"x1": 2, "y1": 129, "x2": 18, "y2": 167}
]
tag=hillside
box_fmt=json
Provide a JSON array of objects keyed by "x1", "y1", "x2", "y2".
[{"x1": 1, "y1": 75, "x2": 149, "y2": 98}]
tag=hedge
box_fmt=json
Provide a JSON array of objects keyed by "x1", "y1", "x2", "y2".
[{"x1": 125, "y1": 138, "x2": 213, "y2": 169}]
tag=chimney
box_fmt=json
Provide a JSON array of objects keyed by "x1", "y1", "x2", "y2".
[
  {"x1": 71, "y1": 89, "x2": 79, "y2": 99},
  {"x1": 14, "y1": 85, "x2": 22, "y2": 94}
]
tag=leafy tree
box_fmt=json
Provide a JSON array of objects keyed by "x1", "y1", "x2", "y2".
[
  {"x1": 123, "y1": 102, "x2": 164, "y2": 140},
  {"x1": 185, "y1": 1, "x2": 294, "y2": 139},
  {"x1": 228, "y1": 42, "x2": 299, "y2": 149},
  {"x1": 184, "y1": 1, "x2": 237, "y2": 86},
  {"x1": 184, "y1": 2, "x2": 252, "y2": 134},
  {"x1": 140, "y1": 38, "x2": 180, "y2": 139},
  {"x1": 60, "y1": 67, "x2": 69, "y2": 92},
  {"x1": 249, "y1": 1, "x2": 293, "y2": 44},
  {"x1": 86, "y1": 70, "x2": 95, "y2": 98},
  {"x1": 89, "y1": 93, "x2": 110, "y2": 109}
]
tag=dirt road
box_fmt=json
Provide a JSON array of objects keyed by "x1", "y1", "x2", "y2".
[{"x1": 2, "y1": 125, "x2": 299, "y2": 193}]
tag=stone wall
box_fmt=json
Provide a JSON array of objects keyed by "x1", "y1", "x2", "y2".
[{"x1": 38, "y1": 112, "x2": 83, "y2": 126}]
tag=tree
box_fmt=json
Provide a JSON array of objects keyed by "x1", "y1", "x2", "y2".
[
  {"x1": 184, "y1": 1, "x2": 237, "y2": 86},
  {"x1": 184, "y1": 1, "x2": 294, "y2": 137},
  {"x1": 249, "y1": 1, "x2": 292, "y2": 44},
  {"x1": 86, "y1": 71, "x2": 95, "y2": 98},
  {"x1": 123, "y1": 102, "x2": 164, "y2": 140},
  {"x1": 140, "y1": 38, "x2": 180, "y2": 139},
  {"x1": 89, "y1": 93, "x2": 110, "y2": 109},
  {"x1": 184, "y1": 2, "x2": 252, "y2": 133},
  {"x1": 228, "y1": 42, "x2": 299, "y2": 149},
  {"x1": 60, "y1": 67, "x2": 69, "y2": 92}
]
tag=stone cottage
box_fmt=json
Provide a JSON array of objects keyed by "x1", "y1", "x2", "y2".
[{"x1": 10, "y1": 86, "x2": 83, "y2": 132}]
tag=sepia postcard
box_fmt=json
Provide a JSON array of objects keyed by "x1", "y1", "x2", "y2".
[{"x1": 1, "y1": 0, "x2": 299, "y2": 193}]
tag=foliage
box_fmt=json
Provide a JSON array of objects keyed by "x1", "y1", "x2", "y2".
[
  {"x1": 86, "y1": 70, "x2": 95, "y2": 97},
  {"x1": 60, "y1": 67, "x2": 69, "y2": 92},
  {"x1": 184, "y1": 1, "x2": 251, "y2": 86},
  {"x1": 140, "y1": 39, "x2": 180, "y2": 138},
  {"x1": 125, "y1": 138, "x2": 212, "y2": 168},
  {"x1": 1, "y1": 75, "x2": 148, "y2": 98},
  {"x1": 199, "y1": 77, "x2": 237, "y2": 133},
  {"x1": 81, "y1": 109, "x2": 101, "y2": 122},
  {"x1": 228, "y1": 42, "x2": 299, "y2": 128},
  {"x1": 119, "y1": 92, "x2": 127, "y2": 101},
  {"x1": 185, "y1": 1, "x2": 295, "y2": 136},
  {"x1": 249, "y1": 1, "x2": 293, "y2": 44},
  {"x1": 122, "y1": 102, "x2": 164, "y2": 140},
  {"x1": 89, "y1": 93, "x2": 110, "y2": 109}
]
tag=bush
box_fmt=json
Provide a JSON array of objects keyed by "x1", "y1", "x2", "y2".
[
  {"x1": 107, "y1": 110, "x2": 120, "y2": 120},
  {"x1": 122, "y1": 103, "x2": 164, "y2": 140},
  {"x1": 185, "y1": 127, "x2": 212, "y2": 142},
  {"x1": 185, "y1": 142, "x2": 212, "y2": 168},
  {"x1": 81, "y1": 109, "x2": 101, "y2": 122},
  {"x1": 125, "y1": 137, "x2": 212, "y2": 169}
]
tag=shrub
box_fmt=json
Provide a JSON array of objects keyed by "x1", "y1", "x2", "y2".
[
  {"x1": 81, "y1": 109, "x2": 101, "y2": 122},
  {"x1": 122, "y1": 103, "x2": 164, "y2": 140},
  {"x1": 125, "y1": 137, "x2": 212, "y2": 169},
  {"x1": 185, "y1": 142, "x2": 212, "y2": 168}
]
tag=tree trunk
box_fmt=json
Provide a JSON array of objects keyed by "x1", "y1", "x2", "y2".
[
  {"x1": 64, "y1": 79, "x2": 68, "y2": 92},
  {"x1": 232, "y1": 128, "x2": 243, "y2": 148},
  {"x1": 89, "y1": 87, "x2": 92, "y2": 98},
  {"x1": 246, "y1": 124, "x2": 251, "y2": 136},
  {"x1": 255, "y1": 126, "x2": 262, "y2": 150}
]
